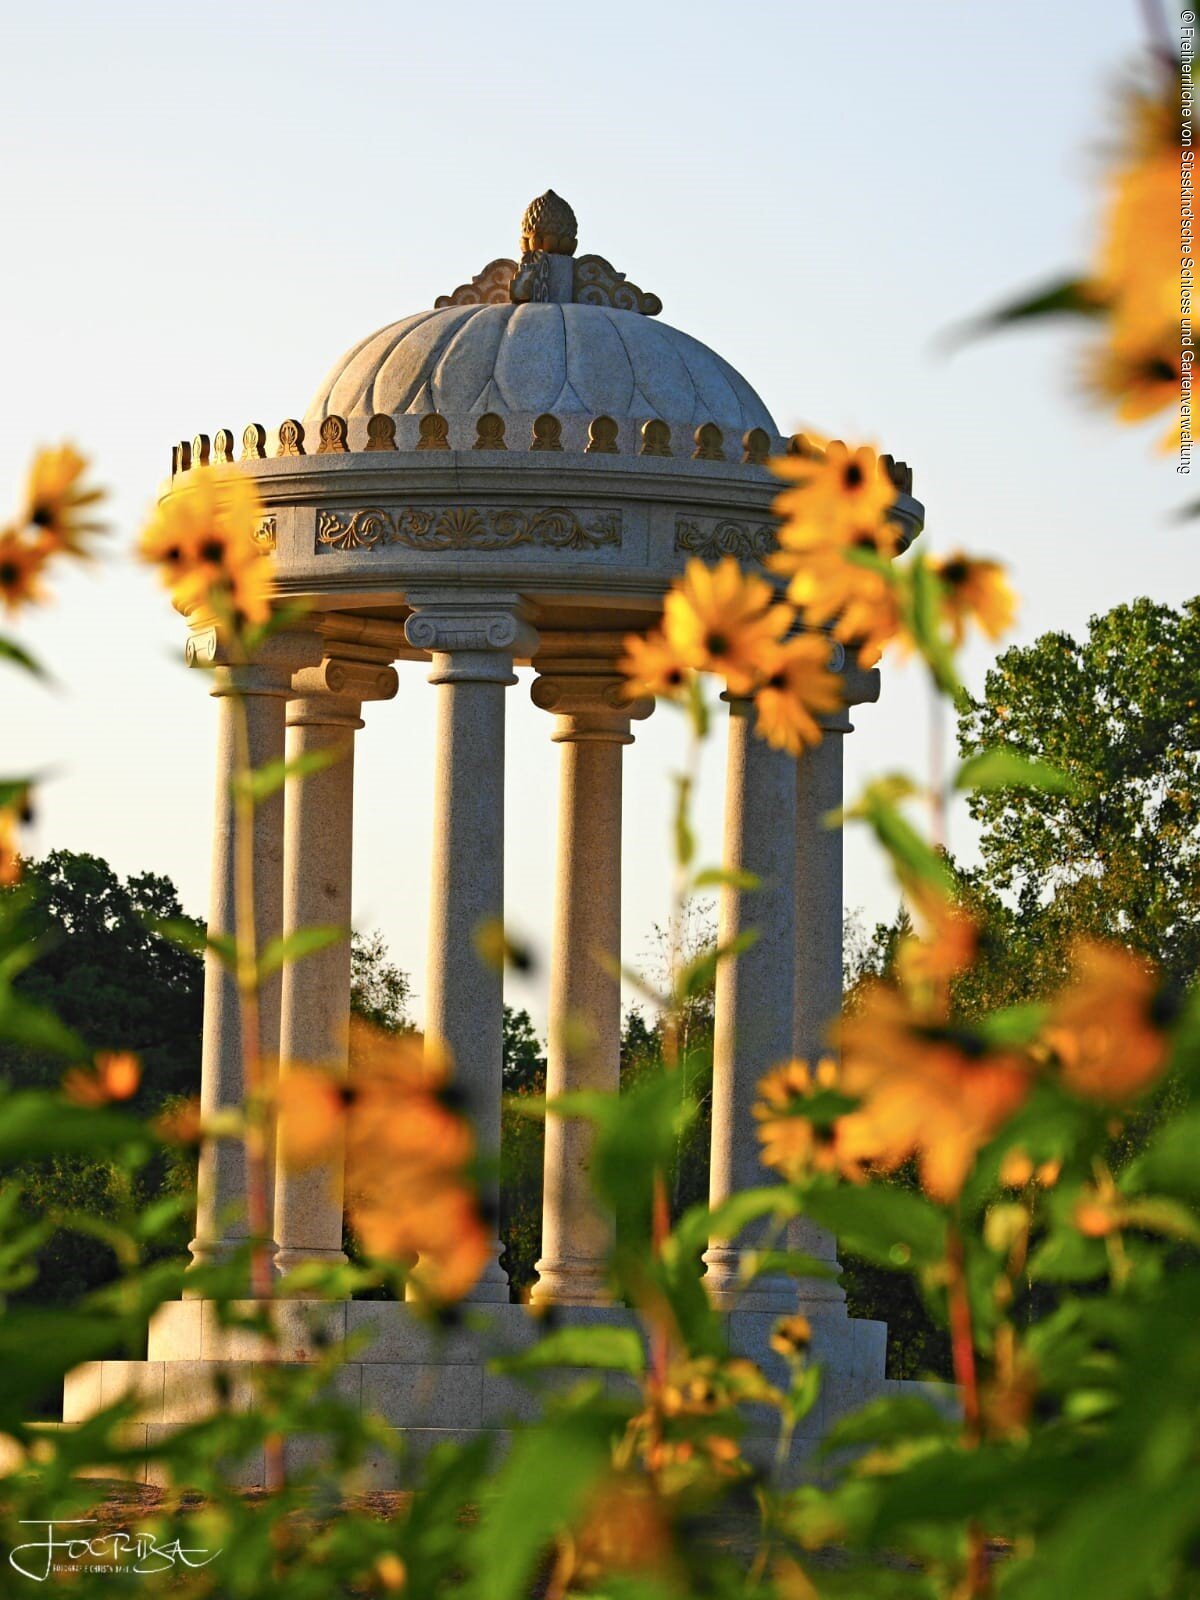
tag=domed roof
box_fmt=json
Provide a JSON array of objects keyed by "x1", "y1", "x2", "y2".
[
  {"x1": 306, "y1": 302, "x2": 778, "y2": 438},
  {"x1": 304, "y1": 192, "x2": 777, "y2": 446}
]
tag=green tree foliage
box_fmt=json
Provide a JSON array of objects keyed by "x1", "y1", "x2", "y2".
[
  {"x1": 349, "y1": 928, "x2": 414, "y2": 1033},
  {"x1": 958, "y1": 596, "x2": 1200, "y2": 991}
]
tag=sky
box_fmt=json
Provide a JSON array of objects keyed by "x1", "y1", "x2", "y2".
[{"x1": 0, "y1": 1, "x2": 1189, "y2": 1033}]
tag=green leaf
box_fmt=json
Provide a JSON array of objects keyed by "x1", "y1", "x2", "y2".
[
  {"x1": 673, "y1": 773, "x2": 695, "y2": 868},
  {"x1": 0, "y1": 990, "x2": 87, "y2": 1058},
  {"x1": 955, "y1": 748, "x2": 1075, "y2": 794},
  {"x1": 1027, "y1": 1226, "x2": 1108, "y2": 1283},
  {"x1": 0, "y1": 778, "x2": 35, "y2": 810},
  {"x1": 491, "y1": 1325, "x2": 645, "y2": 1377},
  {"x1": 669, "y1": 1186, "x2": 802, "y2": 1260},
  {"x1": 0, "y1": 1091, "x2": 151, "y2": 1162},
  {"x1": 906, "y1": 553, "x2": 963, "y2": 698},
  {"x1": 232, "y1": 746, "x2": 341, "y2": 804},
  {"x1": 464, "y1": 1411, "x2": 614, "y2": 1600},
  {"x1": 692, "y1": 866, "x2": 762, "y2": 892},
  {"x1": 675, "y1": 930, "x2": 758, "y2": 1002},
  {"x1": 945, "y1": 275, "x2": 1105, "y2": 349},
  {"x1": 821, "y1": 1394, "x2": 956, "y2": 1453},
  {"x1": 0, "y1": 634, "x2": 49, "y2": 680},
  {"x1": 843, "y1": 779, "x2": 954, "y2": 897},
  {"x1": 257, "y1": 924, "x2": 344, "y2": 980},
  {"x1": 803, "y1": 1184, "x2": 947, "y2": 1271}
]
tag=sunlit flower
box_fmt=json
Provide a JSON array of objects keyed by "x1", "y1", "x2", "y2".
[
  {"x1": 276, "y1": 1019, "x2": 487, "y2": 1303},
  {"x1": 770, "y1": 439, "x2": 898, "y2": 544},
  {"x1": 1084, "y1": 333, "x2": 1182, "y2": 450},
  {"x1": 754, "y1": 1057, "x2": 872, "y2": 1184},
  {"x1": 896, "y1": 893, "x2": 978, "y2": 989},
  {"x1": 785, "y1": 547, "x2": 906, "y2": 667},
  {"x1": 139, "y1": 465, "x2": 273, "y2": 628},
  {"x1": 629, "y1": 1355, "x2": 775, "y2": 1489},
  {"x1": 1000, "y1": 1148, "x2": 1062, "y2": 1190},
  {"x1": 0, "y1": 810, "x2": 20, "y2": 889},
  {"x1": 619, "y1": 629, "x2": 690, "y2": 699},
  {"x1": 557, "y1": 1476, "x2": 674, "y2": 1592},
  {"x1": 22, "y1": 445, "x2": 105, "y2": 559},
  {"x1": 1095, "y1": 147, "x2": 1178, "y2": 343},
  {"x1": 0, "y1": 528, "x2": 50, "y2": 614},
  {"x1": 1043, "y1": 940, "x2": 1173, "y2": 1102},
  {"x1": 837, "y1": 984, "x2": 1032, "y2": 1201},
  {"x1": 770, "y1": 1314, "x2": 813, "y2": 1360},
  {"x1": 752, "y1": 634, "x2": 843, "y2": 753},
  {"x1": 64, "y1": 1051, "x2": 141, "y2": 1105},
  {"x1": 662, "y1": 556, "x2": 791, "y2": 694},
  {"x1": 928, "y1": 553, "x2": 1017, "y2": 646},
  {"x1": 373, "y1": 1553, "x2": 408, "y2": 1592}
]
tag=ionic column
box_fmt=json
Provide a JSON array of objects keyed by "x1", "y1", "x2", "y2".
[
  {"x1": 790, "y1": 660, "x2": 881, "y2": 1310},
  {"x1": 186, "y1": 625, "x2": 322, "y2": 1284},
  {"x1": 703, "y1": 695, "x2": 800, "y2": 1311},
  {"x1": 528, "y1": 645, "x2": 651, "y2": 1306},
  {"x1": 273, "y1": 654, "x2": 399, "y2": 1278},
  {"x1": 404, "y1": 591, "x2": 538, "y2": 1303}
]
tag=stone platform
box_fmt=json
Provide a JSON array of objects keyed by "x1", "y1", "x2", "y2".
[{"x1": 56, "y1": 1299, "x2": 947, "y2": 1489}]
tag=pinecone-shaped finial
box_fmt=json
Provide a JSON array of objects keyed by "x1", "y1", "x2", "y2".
[{"x1": 520, "y1": 190, "x2": 577, "y2": 256}]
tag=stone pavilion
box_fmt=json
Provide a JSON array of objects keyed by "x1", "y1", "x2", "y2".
[{"x1": 63, "y1": 192, "x2": 932, "y2": 1482}]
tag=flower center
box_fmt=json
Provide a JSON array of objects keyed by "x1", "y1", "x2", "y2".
[
  {"x1": 28, "y1": 503, "x2": 52, "y2": 529},
  {"x1": 200, "y1": 538, "x2": 225, "y2": 564},
  {"x1": 706, "y1": 631, "x2": 730, "y2": 657},
  {"x1": 843, "y1": 462, "x2": 864, "y2": 491}
]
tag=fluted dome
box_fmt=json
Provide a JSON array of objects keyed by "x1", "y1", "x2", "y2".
[{"x1": 305, "y1": 301, "x2": 777, "y2": 439}]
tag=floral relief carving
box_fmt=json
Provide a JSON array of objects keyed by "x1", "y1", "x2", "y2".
[
  {"x1": 316, "y1": 505, "x2": 622, "y2": 554},
  {"x1": 674, "y1": 515, "x2": 777, "y2": 563},
  {"x1": 253, "y1": 516, "x2": 277, "y2": 550},
  {"x1": 434, "y1": 258, "x2": 518, "y2": 309}
]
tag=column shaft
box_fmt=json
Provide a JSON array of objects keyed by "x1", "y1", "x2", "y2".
[
  {"x1": 533, "y1": 733, "x2": 626, "y2": 1303},
  {"x1": 704, "y1": 699, "x2": 799, "y2": 1311},
  {"x1": 273, "y1": 703, "x2": 359, "y2": 1276},
  {"x1": 189, "y1": 665, "x2": 291, "y2": 1279},
  {"x1": 407, "y1": 593, "x2": 536, "y2": 1305},
  {"x1": 790, "y1": 726, "x2": 850, "y2": 1303}
]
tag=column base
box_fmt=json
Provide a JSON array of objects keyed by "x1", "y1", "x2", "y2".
[
  {"x1": 275, "y1": 1247, "x2": 349, "y2": 1277},
  {"x1": 529, "y1": 1258, "x2": 611, "y2": 1307},
  {"x1": 702, "y1": 1244, "x2": 848, "y2": 1315}
]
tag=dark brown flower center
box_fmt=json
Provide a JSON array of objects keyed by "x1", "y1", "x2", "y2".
[
  {"x1": 940, "y1": 559, "x2": 969, "y2": 587},
  {"x1": 29, "y1": 503, "x2": 52, "y2": 529},
  {"x1": 767, "y1": 671, "x2": 787, "y2": 690},
  {"x1": 843, "y1": 462, "x2": 864, "y2": 491},
  {"x1": 200, "y1": 538, "x2": 225, "y2": 564},
  {"x1": 706, "y1": 631, "x2": 730, "y2": 657},
  {"x1": 0, "y1": 562, "x2": 19, "y2": 587}
]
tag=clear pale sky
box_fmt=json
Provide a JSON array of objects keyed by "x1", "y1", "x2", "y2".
[{"x1": 0, "y1": 1, "x2": 1187, "y2": 1031}]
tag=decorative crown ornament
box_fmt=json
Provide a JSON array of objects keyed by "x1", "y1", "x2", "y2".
[
  {"x1": 520, "y1": 190, "x2": 578, "y2": 256},
  {"x1": 435, "y1": 193, "x2": 661, "y2": 316}
]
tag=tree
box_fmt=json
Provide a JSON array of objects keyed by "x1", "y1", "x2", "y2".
[
  {"x1": 958, "y1": 596, "x2": 1200, "y2": 990},
  {"x1": 350, "y1": 929, "x2": 414, "y2": 1034},
  {"x1": 502, "y1": 1005, "x2": 545, "y2": 1091},
  {"x1": 0, "y1": 850, "x2": 205, "y2": 1107}
]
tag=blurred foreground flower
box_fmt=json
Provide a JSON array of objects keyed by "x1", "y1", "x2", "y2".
[
  {"x1": 771, "y1": 438, "x2": 899, "y2": 546},
  {"x1": 752, "y1": 634, "x2": 842, "y2": 753},
  {"x1": 23, "y1": 444, "x2": 106, "y2": 560},
  {"x1": 928, "y1": 553, "x2": 1017, "y2": 646},
  {"x1": 277, "y1": 1018, "x2": 487, "y2": 1302},
  {"x1": 139, "y1": 465, "x2": 273, "y2": 631},
  {"x1": 0, "y1": 528, "x2": 49, "y2": 615},
  {"x1": 662, "y1": 555, "x2": 790, "y2": 694},
  {"x1": 64, "y1": 1051, "x2": 141, "y2": 1106},
  {"x1": 1043, "y1": 939, "x2": 1174, "y2": 1102}
]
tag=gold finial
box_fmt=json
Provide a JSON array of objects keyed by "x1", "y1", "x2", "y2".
[{"x1": 520, "y1": 190, "x2": 577, "y2": 256}]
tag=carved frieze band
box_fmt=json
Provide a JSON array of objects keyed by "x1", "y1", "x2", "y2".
[
  {"x1": 674, "y1": 515, "x2": 777, "y2": 564},
  {"x1": 315, "y1": 505, "x2": 622, "y2": 554}
]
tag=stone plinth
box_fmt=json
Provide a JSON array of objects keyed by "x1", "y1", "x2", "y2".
[{"x1": 56, "y1": 1299, "x2": 958, "y2": 1489}]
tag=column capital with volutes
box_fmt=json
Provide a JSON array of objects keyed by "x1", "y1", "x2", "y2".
[
  {"x1": 531, "y1": 636, "x2": 653, "y2": 744},
  {"x1": 185, "y1": 624, "x2": 323, "y2": 699},
  {"x1": 404, "y1": 589, "x2": 538, "y2": 684}
]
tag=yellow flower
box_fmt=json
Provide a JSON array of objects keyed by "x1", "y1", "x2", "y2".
[
  {"x1": 22, "y1": 445, "x2": 105, "y2": 559},
  {"x1": 139, "y1": 466, "x2": 273, "y2": 628},
  {"x1": 754, "y1": 1057, "x2": 870, "y2": 1183},
  {"x1": 1084, "y1": 332, "x2": 1182, "y2": 449},
  {"x1": 896, "y1": 893, "x2": 978, "y2": 989},
  {"x1": 1095, "y1": 149, "x2": 1179, "y2": 343},
  {"x1": 662, "y1": 557, "x2": 791, "y2": 695},
  {"x1": 0, "y1": 808, "x2": 23, "y2": 889},
  {"x1": 619, "y1": 629, "x2": 690, "y2": 699},
  {"x1": 752, "y1": 634, "x2": 843, "y2": 753},
  {"x1": 64, "y1": 1051, "x2": 141, "y2": 1105},
  {"x1": 785, "y1": 547, "x2": 905, "y2": 667},
  {"x1": 770, "y1": 1314, "x2": 813, "y2": 1360},
  {"x1": 837, "y1": 984, "x2": 1032, "y2": 1202},
  {"x1": 0, "y1": 528, "x2": 50, "y2": 614},
  {"x1": 1043, "y1": 940, "x2": 1172, "y2": 1103},
  {"x1": 928, "y1": 553, "x2": 1017, "y2": 646},
  {"x1": 276, "y1": 1019, "x2": 487, "y2": 1304},
  {"x1": 770, "y1": 440, "x2": 898, "y2": 544}
]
